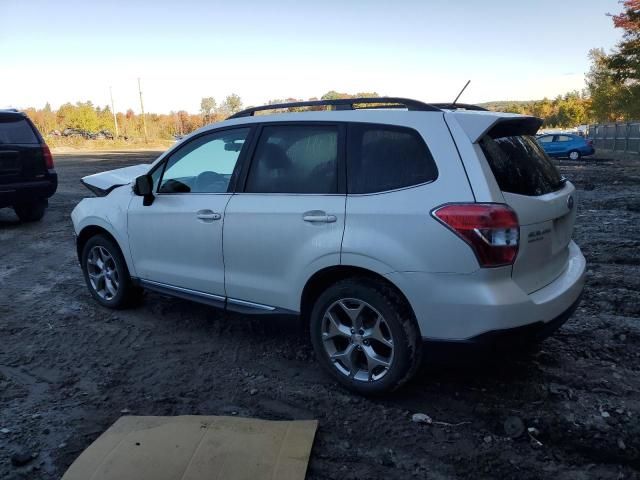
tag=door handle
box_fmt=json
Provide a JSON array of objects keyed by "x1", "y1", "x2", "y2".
[
  {"x1": 303, "y1": 210, "x2": 337, "y2": 223},
  {"x1": 196, "y1": 210, "x2": 222, "y2": 221}
]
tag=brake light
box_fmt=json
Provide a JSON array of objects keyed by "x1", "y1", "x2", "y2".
[
  {"x1": 587, "y1": 139, "x2": 593, "y2": 146},
  {"x1": 42, "y1": 144, "x2": 54, "y2": 169},
  {"x1": 432, "y1": 203, "x2": 519, "y2": 267}
]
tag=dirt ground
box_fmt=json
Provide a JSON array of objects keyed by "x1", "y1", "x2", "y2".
[{"x1": 1, "y1": 151, "x2": 639, "y2": 479}]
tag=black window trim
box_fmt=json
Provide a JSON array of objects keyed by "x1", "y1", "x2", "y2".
[
  {"x1": 236, "y1": 121, "x2": 347, "y2": 195},
  {"x1": 151, "y1": 125, "x2": 257, "y2": 195},
  {"x1": 345, "y1": 122, "x2": 439, "y2": 196}
]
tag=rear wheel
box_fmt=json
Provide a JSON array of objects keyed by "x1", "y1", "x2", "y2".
[
  {"x1": 81, "y1": 234, "x2": 141, "y2": 309},
  {"x1": 568, "y1": 150, "x2": 581, "y2": 160},
  {"x1": 310, "y1": 278, "x2": 422, "y2": 395},
  {"x1": 14, "y1": 198, "x2": 47, "y2": 222}
]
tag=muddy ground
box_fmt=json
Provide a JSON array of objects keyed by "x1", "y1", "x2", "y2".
[{"x1": 1, "y1": 151, "x2": 639, "y2": 479}]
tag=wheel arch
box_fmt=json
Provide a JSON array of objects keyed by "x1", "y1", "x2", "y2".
[
  {"x1": 76, "y1": 224, "x2": 126, "y2": 268},
  {"x1": 300, "y1": 265, "x2": 416, "y2": 322}
]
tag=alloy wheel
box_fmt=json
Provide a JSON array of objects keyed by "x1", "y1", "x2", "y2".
[
  {"x1": 87, "y1": 246, "x2": 120, "y2": 301},
  {"x1": 321, "y1": 298, "x2": 395, "y2": 382}
]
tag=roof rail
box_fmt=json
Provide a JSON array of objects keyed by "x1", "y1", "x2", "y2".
[
  {"x1": 227, "y1": 97, "x2": 441, "y2": 119},
  {"x1": 430, "y1": 103, "x2": 488, "y2": 111},
  {"x1": 0, "y1": 108, "x2": 21, "y2": 113}
]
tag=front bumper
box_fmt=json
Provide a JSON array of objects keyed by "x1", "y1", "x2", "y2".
[{"x1": 385, "y1": 241, "x2": 586, "y2": 342}]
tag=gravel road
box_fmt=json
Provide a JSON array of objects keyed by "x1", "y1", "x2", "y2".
[{"x1": 1, "y1": 151, "x2": 638, "y2": 479}]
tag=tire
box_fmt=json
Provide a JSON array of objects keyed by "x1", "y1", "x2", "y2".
[
  {"x1": 568, "y1": 150, "x2": 581, "y2": 160},
  {"x1": 14, "y1": 198, "x2": 47, "y2": 222},
  {"x1": 81, "y1": 234, "x2": 141, "y2": 309},
  {"x1": 310, "y1": 277, "x2": 422, "y2": 395}
]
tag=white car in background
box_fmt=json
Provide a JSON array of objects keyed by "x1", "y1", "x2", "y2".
[{"x1": 71, "y1": 97, "x2": 585, "y2": 394}]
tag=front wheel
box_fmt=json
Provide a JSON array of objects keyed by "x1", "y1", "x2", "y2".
[
  {"x1": 81, "y1": 234, "x2": 141, "y2": 309},
  {"x1": 568, "y1": 150, "x2": 581, "y2": 160},
  {"x1": 310, "y1": 278, "x2": 422, "y2": 395}
]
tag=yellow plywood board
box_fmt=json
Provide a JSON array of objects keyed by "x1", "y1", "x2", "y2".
[{"x1": 62, "y1": 416, "x2": 318, "y2": 480}]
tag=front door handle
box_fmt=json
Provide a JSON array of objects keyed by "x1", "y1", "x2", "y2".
[
  {"x1": 196, "y1": 209, "x2": 222, "y2": 222},
  {"x1": 303, "y1": 210, "x2": 337, "y2": 223}
]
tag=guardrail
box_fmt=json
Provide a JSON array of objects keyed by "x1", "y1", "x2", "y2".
[{"x1": 587, "y1": 122, "x2": 640, "y2": 154}]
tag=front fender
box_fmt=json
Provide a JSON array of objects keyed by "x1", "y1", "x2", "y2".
[{"x1": 71, "y1": 187, "x2": 135, "y2": 276}]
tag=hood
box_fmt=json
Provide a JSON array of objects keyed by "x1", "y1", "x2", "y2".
[{"x1": 81, "y1": 164, "x2": 150, "y2": 196}]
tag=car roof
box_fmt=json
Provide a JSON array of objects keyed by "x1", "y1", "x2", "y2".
[
  {"x1": 0, "y1": 108, "x2": 25, "y2": 117},
  {"x1": 181, "y1": 107, "x2": 540, "y2": 149}
]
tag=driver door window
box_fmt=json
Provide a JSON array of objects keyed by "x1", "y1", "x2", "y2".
[{"x1": 159, "y1": 128, "x2": 250, "y2": 193}]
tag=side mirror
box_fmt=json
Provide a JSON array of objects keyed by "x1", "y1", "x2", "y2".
[{"x1": 134, "y1": 174, "x2": 154, "y2": 206}]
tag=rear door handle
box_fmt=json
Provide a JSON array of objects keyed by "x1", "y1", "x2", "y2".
[
  {"x1": 303, "y1": 210, "x2": 337, "y2": 223},
  {"x1": 196, "y1": 209, "x2": 222, "y2": 222}
]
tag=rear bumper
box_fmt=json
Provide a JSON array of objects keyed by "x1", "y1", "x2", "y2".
[
  {"x1": 0, "y1": 171, "x2": 57, "y2": 208},
  {"x1": 460, "y1": 291, "x2": 582, "y2": 346},
  {"x1": 385, "y1": 240, "x2": 586, "y2": 341},
  {"x1": 581, "y1": 147, "x2": 595, "y2": 156}
]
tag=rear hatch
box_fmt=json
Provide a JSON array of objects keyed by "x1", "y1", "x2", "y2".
[
  {"x1": 0, "y1": 113, "x2": 46, "y2": 185},
  {"x1": 478, "y1": 126, "x2": 576, "y2": 294}
]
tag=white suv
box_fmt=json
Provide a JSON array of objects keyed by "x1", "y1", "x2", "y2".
[{"x1": 71, "y1": 98, "x2": 586, "y2": 394}]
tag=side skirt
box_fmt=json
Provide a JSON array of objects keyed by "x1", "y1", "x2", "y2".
[{"x1": 134, "y1": 278, "x2": 298, "y2": 316}]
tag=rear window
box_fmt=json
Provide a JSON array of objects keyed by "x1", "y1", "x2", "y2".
[
  {"x1": 347, "y1": 124, "x2": 437, "y2": 194},
  {"x1": 0, "y1": 117, "x2": 39, "y2": 144},
  {"x1": 479, "y1": 134, "x2": 563, "y2": 196}
]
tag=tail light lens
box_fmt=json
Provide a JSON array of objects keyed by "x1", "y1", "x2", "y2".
[
  {"x1": 432, "y1": 203, "x2": 519, "y2": 267},
  {"x1": 587, "y1": 139, "x2": 594, "y2": 146},
  {"x1": 42, "y1": 144, "x2": 54, "y2": 169}
]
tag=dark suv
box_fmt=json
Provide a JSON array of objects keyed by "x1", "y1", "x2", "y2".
[{"x1": 0, "y1": 109, "x2": 57, "y2": 222}]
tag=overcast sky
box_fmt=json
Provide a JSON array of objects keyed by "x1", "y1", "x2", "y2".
[{"x1": 0, "y1": 0, "x2": 622, "y2": 114}]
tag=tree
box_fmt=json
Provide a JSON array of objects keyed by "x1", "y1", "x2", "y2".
[
  {"x1": 586, "y1": 48, "x2": 626, "y2": 121},
  {"x1": 608, "y1": 0, "x2": 640, "y2": 82},
  {"x1": 607, "y1": 0, "x2": 640, "y2": 119},
  {"x1": 220, "y1": 94, "x2": 243, "y2": 116},
  {"x1": 321, "y1": 90, "x2": 352, "y2": 100},
  {"x1": 200, "y1": 97, "x2": 217, "y2": 123}
]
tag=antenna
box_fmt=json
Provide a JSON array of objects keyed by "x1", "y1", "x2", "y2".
[{"x1": 452, "y1": 80, "x2": 471, "y2": 105}]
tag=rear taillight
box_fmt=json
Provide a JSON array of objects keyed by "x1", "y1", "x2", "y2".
[
  {"x1": 432, "y1": 203, "x2": 519, "y2": 267},
  {"x1": 587, "y1": 139, "x2": 593, "y2": 146},
  {"x1": 42, "y1": 144, "x2": 54, "y2": 169}
]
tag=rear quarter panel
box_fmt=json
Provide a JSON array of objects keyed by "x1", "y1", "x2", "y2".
[{"x1": 341, "y1": 114, "x2": 479, "y2": 275}]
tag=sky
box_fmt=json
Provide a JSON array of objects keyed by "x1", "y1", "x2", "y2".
[{"x1": 0, "y1": 0, "x2": 623, "y2": 114}]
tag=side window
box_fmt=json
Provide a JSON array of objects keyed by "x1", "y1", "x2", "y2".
[
  {"x1": 159, "y1": 128, "x2": 250, "y2": 193},
  {"x1": 556, "y1": 135, "x2": 571, "y2": 142},
  {"x1": 537, "y1": 135, "x2": 553, "y2": 143},
  {"x1": 245, "y1": 125, "x2": 338, "y2": 194},
  {"x1": 347, "y1": 124, "x2": 437, "y2": 194}
]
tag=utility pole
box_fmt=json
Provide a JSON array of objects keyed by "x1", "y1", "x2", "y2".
[
  {"x1": 109, "y1": 86, "x2": 119, "y2": 139},
  {"x1": 137, "y1": 77, "x2": 148, "y2": 143}
]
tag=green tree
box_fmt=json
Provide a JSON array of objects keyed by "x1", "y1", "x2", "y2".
[
  {"x1": 220, "y1": 94, "x2": 243, "y2": 116},
  {"x1": 586, "y1": 48, "x2": 626, "y2": 121},
  {"x1": 607, "y1": 0, "x2": 640, "y2": 119},
  {"x1": 200, "y1": 97, "x2": 217, "y2": 123}
]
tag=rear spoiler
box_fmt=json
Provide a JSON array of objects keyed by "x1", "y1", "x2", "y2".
[{"x1": 447, "y1": 112, "x2": 543, "y2": 143}]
